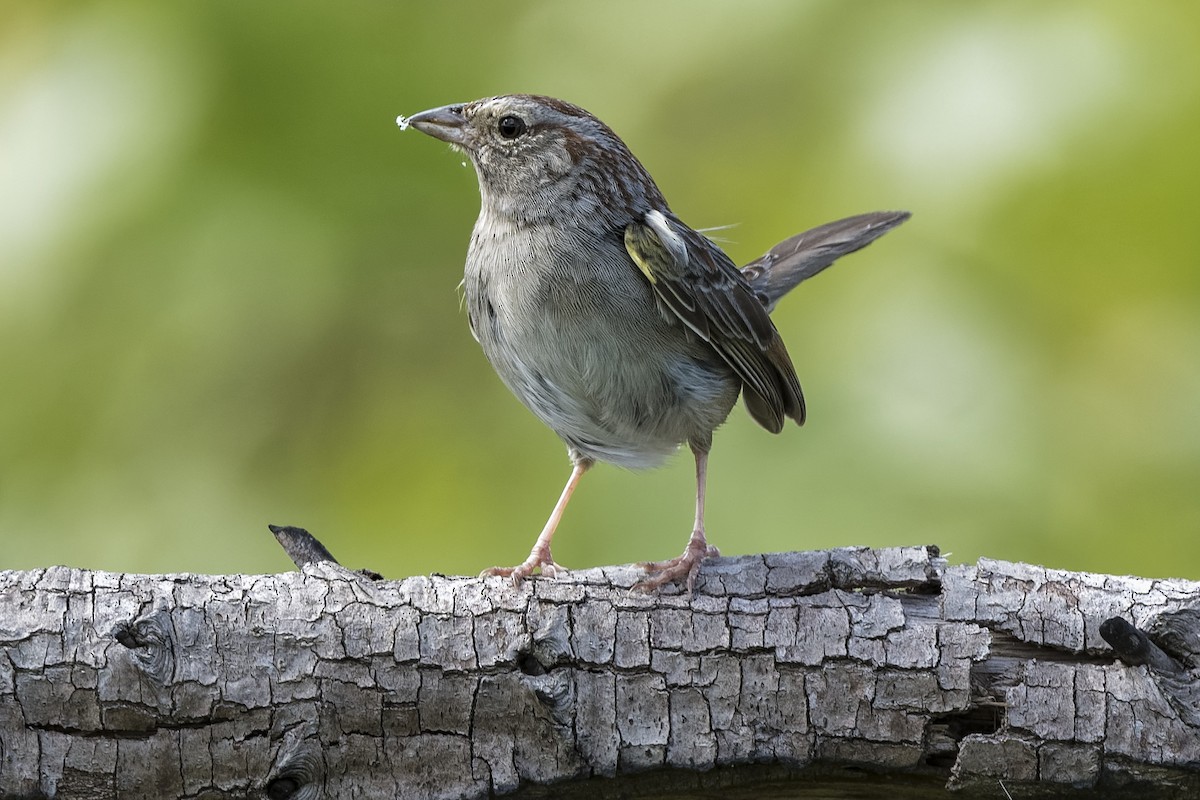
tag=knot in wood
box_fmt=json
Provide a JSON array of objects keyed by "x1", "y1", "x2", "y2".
[
  {"x1": 521, "y1": 670, "x2": 575, "y2": 726},
  {"x1": 111, "y1": 609, "x2": 176, "y2": 684},
  {"x1": 268, "y1": 736, "x2": 323, "y2": 800},
  {"x1": 1147, "y1": 606, "x2": 1200, "y2": 667}
]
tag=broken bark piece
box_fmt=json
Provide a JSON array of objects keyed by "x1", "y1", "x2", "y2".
[
  {"x1": 269, "y1": 524, "x2": 340, "y2": 568},
  {"x1": 268, "y1": 523, "x2": 383, "y2": 579},
  {"x1": 1099, "y1": 616, "x2": 1183, "y2": 674}
]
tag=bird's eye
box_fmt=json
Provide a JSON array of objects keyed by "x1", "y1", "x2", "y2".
[{"x1": 497, "y1": 115, "x2": 527, "y2": 140}]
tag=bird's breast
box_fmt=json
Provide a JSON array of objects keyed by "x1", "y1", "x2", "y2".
[{"x1": 462, "y1": 215, "x2": 739, "y2": 466}]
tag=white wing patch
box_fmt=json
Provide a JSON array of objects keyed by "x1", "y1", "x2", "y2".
[{"x1": 645, "y1": 209, "x2": 689, "y2": 266}]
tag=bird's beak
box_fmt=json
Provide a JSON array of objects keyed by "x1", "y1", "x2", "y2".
[{"x1": 398, "y1": 103, "x2": 468, "y2": 146}]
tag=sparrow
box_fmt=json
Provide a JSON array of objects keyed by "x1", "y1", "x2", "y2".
[{"x1": 400, "y1": 94, "x2": 907, "y2": 591}]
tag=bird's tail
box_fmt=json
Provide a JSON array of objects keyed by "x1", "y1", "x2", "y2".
[{"x1": 741, "y1": 211, "x2": 910, "y2": 312}]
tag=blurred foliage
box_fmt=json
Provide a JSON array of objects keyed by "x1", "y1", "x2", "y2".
[{"x1": 2, "y1": 1, "x2": 1197, "y2": 580}]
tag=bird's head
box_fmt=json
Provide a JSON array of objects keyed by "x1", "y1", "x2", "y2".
[{"x1": 401, "y1": 94, "x2": 666, "y2": 225}]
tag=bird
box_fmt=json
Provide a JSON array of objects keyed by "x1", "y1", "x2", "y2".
[{"x1": 399, "y1": 94, "x2": 908, "y2": 592}]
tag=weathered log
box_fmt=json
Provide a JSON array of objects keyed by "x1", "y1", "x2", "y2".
[{"x1": 1, "y1": 544, "x2": 1198, "y2": 799}]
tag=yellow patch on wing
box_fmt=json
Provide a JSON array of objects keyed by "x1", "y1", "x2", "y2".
[{"x1": 624, "y1": 226, "x2": 658, "y2": 284}]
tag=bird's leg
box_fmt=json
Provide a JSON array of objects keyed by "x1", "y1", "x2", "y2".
[
  {"x1": 637, "y1": 441, "x2": 720, "y2": 593},
  {"x1": 482, "y1": 459, "x2": 592, "y2": 586}
]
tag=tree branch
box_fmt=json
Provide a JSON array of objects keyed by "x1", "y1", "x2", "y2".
[{"x1": 2, "y1": 544, "x2": 1197, "y2": 799}]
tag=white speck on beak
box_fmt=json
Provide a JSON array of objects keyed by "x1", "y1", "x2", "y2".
[{"x1": 396, "y1": 114, "x2": 410, "y2": 131}]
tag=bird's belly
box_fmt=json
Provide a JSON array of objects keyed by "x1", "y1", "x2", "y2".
[{"x1": 467, "y1": 278, "x2": 738, "y2": 468}]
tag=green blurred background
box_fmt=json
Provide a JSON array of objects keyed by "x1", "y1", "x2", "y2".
[{"x1": 3, "y1": 2, "x2": 1198, "y2": 580}]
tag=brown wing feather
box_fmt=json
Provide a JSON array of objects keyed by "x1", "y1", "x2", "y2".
[{"x1": 624, "y1": 210, "x2": 805, "y2": 430}]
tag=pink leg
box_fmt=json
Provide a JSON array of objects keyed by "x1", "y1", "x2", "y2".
[
  {"x1": 482, "y1": 460, "x2": 591, "y2": 586},
  {"x1": 636, "y1": 442, "x2": 720, "y2": 593}
]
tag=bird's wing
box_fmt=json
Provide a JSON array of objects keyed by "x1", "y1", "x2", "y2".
[{"x1": 624, "y1": 209, "x2": 805, "y2": 432}]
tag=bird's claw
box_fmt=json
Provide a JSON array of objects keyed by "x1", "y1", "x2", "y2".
[
  {"x1": 480, "y1": 547, "x2": 567, "y2": 587},
  {"x1": 635, "y1": 538, "x2": 719, "y2": 594}
]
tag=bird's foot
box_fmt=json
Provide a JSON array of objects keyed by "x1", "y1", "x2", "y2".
[
  {"x1": 480, "y1": 544, "x2": 566, "y2": 587},
  {"x1": 636, "y1": 533, "x2": 719, "y2": 594}
]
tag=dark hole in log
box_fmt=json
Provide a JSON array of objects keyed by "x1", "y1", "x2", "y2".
[
  {"x1": 924, "y1": 705, "x2": 1004, "y2": 769},
  {"x1": 517, "y1": 650, "x2": 548, "y2": 676},
  {"x1": 266, "y1": 777, "x2": 300, "y2": 799}
]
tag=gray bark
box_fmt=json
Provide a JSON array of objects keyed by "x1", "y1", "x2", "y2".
[{"x1": 1, "y1": 546, "x2": 1198, "y2": 799}]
